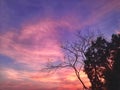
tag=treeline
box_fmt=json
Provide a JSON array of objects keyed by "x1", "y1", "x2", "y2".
[
  {"x1": 84, "y1": 34, "x2": 120, "y2": 90},
  {"x1": 45, "y1": 32, "x2": 120, "y2": 90}
]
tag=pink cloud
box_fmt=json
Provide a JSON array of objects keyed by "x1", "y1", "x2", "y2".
[
  {"x1": 0, "y1": 17, "x2": 94, "y2": 90},
  {"x1": 88, "y1": 0, "x2": 119, "y2": 22},
  {"x1": 74, "y1": 0, "x2": 120, "y2": 30},
  {"x1": 0, "y1": 1, "x2": 119, "y2": 90},
  {"x1": 57, "y1": 0, "x2": 120, "y2": 32},
  {"x1": 115, "y1": 30, "x2": 120, "y2": 34},
  {"x1": 0, "y1": 19, "x2": 65, "y2": 69},
  {"x1": 0, "y1": 67, "x2": 90, "y2": 90},
  {"x1": 0, "y1": 68, "x2": 60, "y2": 89},
  {"x1": 1, "y1": 2, "x2": 118, "y2": 87}
]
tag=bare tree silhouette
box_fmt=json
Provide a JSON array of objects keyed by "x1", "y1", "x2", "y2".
[
  {"x1": 44, "y1": 30, "x2": 120, "y2": 90},
  {"x1": 44, "y1": 30, "x2": 96, "y2": 90}
]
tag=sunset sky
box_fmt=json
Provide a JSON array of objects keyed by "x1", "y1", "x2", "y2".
[{"x1": 0, "y1": 0, "x2": 120, "y2": 90}]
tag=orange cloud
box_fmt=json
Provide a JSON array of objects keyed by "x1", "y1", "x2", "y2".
[{"x1": 0, "y1": 66, "x2": 90, "y2": 90}]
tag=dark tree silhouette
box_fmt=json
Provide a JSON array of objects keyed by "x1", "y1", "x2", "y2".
[
  {"x1": 44, "y1": 29, "x2": 120, "y2": 90},
  {"x1": 105, "y1": 34, "x2": 120, "y2": 90},
  {"x1": 84, "y1": 37, "x2": 109, "y2": 90},
  {"x1": 84, "y1": 34, "x2": 120, "y2": 90}
]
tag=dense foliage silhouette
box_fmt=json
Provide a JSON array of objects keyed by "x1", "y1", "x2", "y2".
[
  {"x1": 105, "y1": 34, "x2": 120, "y2": 90},
  {"x1": 84, "y1": 34, "x2": 120, "y2": 90},
  {"x1": 46, "y1": 32, "x2": 120, "y2": 90}
]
